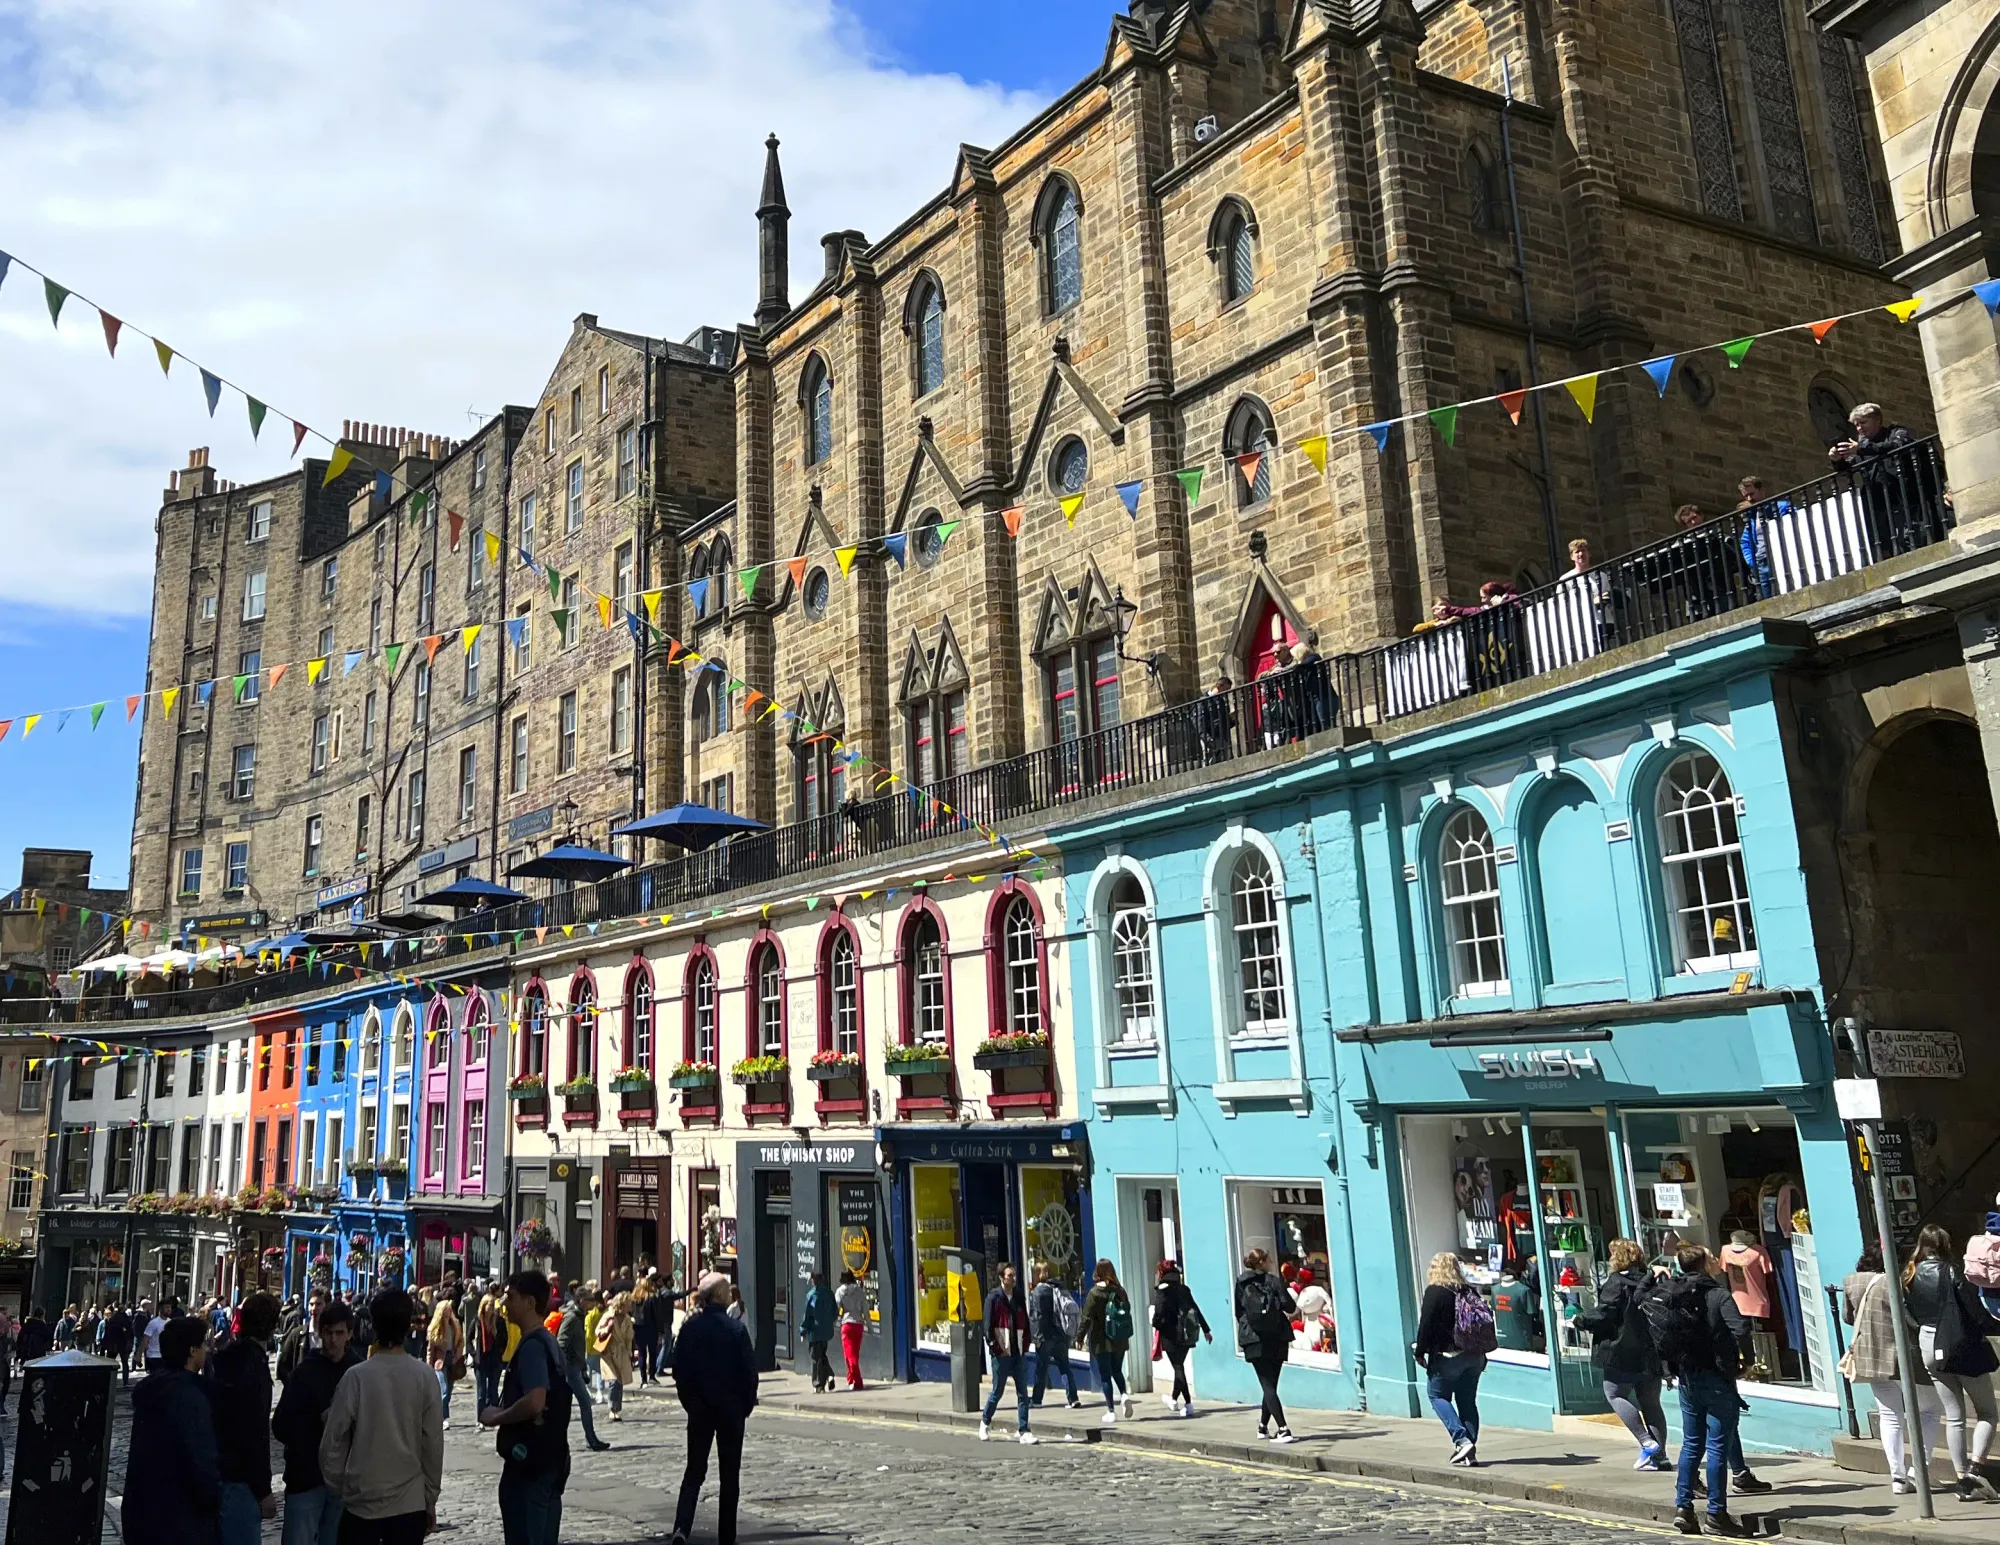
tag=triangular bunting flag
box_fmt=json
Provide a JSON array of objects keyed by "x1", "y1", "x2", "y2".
[
  {"x1": 246, "y1": 397, "x2": 267, "y2": 439},
  {"x1": 195, "y1": 681, "x2": 213, "y2": 707},
  {"x1": 835, "y1": 546, "x2": 859, "y2": 576},
  {"x1": 43, "y1": 278, "x2": 67, "y2": 326},
  {"x1": 1364, "y1": 422, "x2": 1392, "y2": 453},
  {"x1": 595, "y1": 594, "x2": 612, "y2": 629},
  {"x1": 22, "y1": 715, "x2": 40, "y2": 737},
  {"x1": 785, "y1": 557, "x2": 808, "y2": 591},
  {"x1": 549, "y1": 608, "x2": 570, "y2": 638},
  {"x1": 88, "y1": 703, "x2": 105, "y2": 729},
  {"x1": 742, "y1": 689, "x2": 765, "y2": 715},
  {"x1": 374, "y1": 471, "x2": 393, "y2": 505},
  {"x1": 0, "y1": 254, "x2": 9, "y2": 289},
  {"x1": 1000, "y1": 506, "x2": 1025, "y2": 538},
  {"x1": 1299, "y1": 436, "x2": 1329, "y2": 474},
  {"x1": 626, "y1": 610, "x2": 643, "y2": 645},
  {"x1": 153, "y1": 338, "x2": 173, "y2": 375},
  {"x1": 342, "y1": 650, "x2": 362, "y2": 675},
  {"x1": 232, "y1": 674, "x2": 251, "y2": 702},
  {"x1": 1235, "y1": 452, "x2": 1263, "y2": 492},
  {"x1": 161, "y1": 686, "x2": 180, "y2": 717},
  {"x1": 268, "y1": 662, "x2": 288, "y2": 688},
  {"x1": 461, "y1": 625, "x2": 482, "y2": 654},
  {"x1": 1885, "y1": 297, "x2": 1923, "y2": 324},
  {"x1": 881, "y1": 533, "x2": 908, "y2": 568},
  {"x1": 505, "y1": 616, "x2": 527, "y2": 651},
  {"x1": 1115, "y1": 480, "x2": 1143, "y2": 517},
  {"x1": 1498, "y1": 388, "x2": 1527, "y2": 425},
  {"x1": 1975, "y1": 280, "x2": 2000, "y2": 316},
  {"x1": 688, "y1": 577, "x2": 709, "y2": 615},
  {"x1": 383, "y1": 642, "x2": 404, "y2": 675},
  {"x1": 937, "y1": 519, "x2": 960, "y2": 546},
  {"x1": 306, "y1": 658, "x2": 326, "y2": 685},
  {"x1": 642, "y1": 589, "x2": 663, "y2": 624},
  {"x1": 1566, "y1": 375, "x2": 1599, "y2": 422},
  {"x1": 1719, "y1": 337, "x2": 1755, "y2": 369},
  {"x1": 547, "y1": 566, "x2": 563, "y2": 603},
  {"x1": 323, "y1": 447, "x2": 354, "y2": 486},
  {"x1": 99, "y1": 311, "x2": 121, "y2": 356},
  {"x1": 740, "y1": 565, "x2": 762, "y2": 599},
  {"x1": 125, "y1": 695, "x2": 141, "y2": 722},
  {"x1": 1640, "y1": 356, "x2": 1675, "y2": 397},
  {"x1": 1059, "y1": 493, "x2": 1085, "y2": 528},
  {"x1": 484, "y1": 530, "x2": 502, "y2": 565},
  {"x1": 1173, "y1": 466, "x2": 1204, "y2": 504},
  {"x1": 55, "y1": 709, "x2": 71, "y2": 733},
  {"x1": 423, "y1": 635, "x2": 444, "y2": 664},
  {"x1": 200, "y1": 370, "x2": 222, "y2": 417},
  {"x1": 447, "y1": 511, "x2": 463, "y2": 549},
  {"x1": 1426, "y1": 405, "x2": 1458, "y2": 447},
  {"x1": 290, "y1": 420, "x2": 308, "y2": 456}
]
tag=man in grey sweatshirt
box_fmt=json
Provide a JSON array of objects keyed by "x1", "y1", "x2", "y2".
[{"x1": 319, "y1": 1288, "x2": 443, "y2": 1545}]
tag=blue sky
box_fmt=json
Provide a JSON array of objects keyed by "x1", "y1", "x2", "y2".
[{"x1": 0, "y1": 0, "x2": 1115, "y2": 892}]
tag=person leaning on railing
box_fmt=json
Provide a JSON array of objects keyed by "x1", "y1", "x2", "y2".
[
  {"x1": 1828, "y1": 401, "x2": 1929, "y2": 558},
  {"x1": 1432, "y1": 582, "x2": 1525, "y2": 692}
]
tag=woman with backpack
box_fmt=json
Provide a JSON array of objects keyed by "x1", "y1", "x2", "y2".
[
  {"x1": 1152, "y1": 1260, "x2": 1212, "y2": 1416},
  {"x1": 1905, "y1": 1225, "x2": 2000, "y2": 1501},
  {"x1": 1082, "y1": 1259, "x2": 1135, "y2": 1425},
  {"x1": 1580, "y1": 1239, "x2": 1669, "y2": 1469},
  {"x1": 1842, "y1": 1246, "x2": 1939, "y2": 1495},
  {"x1": 1234, "y1": 1248, "x2": 1298, "y2": 1444},
  {"x1": 1964, "y1": 1202, "x2": 2000, "y2": 1318},
  {"x1": 1413, "y1": 1251, "x2": 1492, "y2": 1465}
]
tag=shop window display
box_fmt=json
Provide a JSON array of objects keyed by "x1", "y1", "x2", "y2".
[
  {"x1": 912, "y1": 1163, "x2": 961, "y2": 1351},
  {"x1": 1022, "y1": 1165, "x2": 1084, "y2": 1297},
  {"x1": 1227, "y1": 1180, "x2": 1338, "y2": 1367}
]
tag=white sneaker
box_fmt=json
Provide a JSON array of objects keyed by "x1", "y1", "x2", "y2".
[
  {"x1": 977, "y1": 1422, "x2": 992, "y2": 1441},
  {"x1": 1271, "y1": 1428, "x2": 1297, "y2": 1445},
  {"x1": 1891, "y1": 1477, "x2": 1914, "y2": 1495},
  {"x1": 1017, "y1": 1431, "x2": 1038, "y2": 1445},
  {"x1": 1101, "y1": 1410, "x2": 1118, "y2": 1425},
  {"x1": 1450, "y1": 1436, "x2": 1476, "y2": 1464},
  {"x1": 1161, "y1": 1392, "x2": 1178, "y2": 1408}
]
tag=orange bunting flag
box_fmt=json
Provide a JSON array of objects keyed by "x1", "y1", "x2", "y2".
[
  {"x1": 666, "y1": 639, "x2": 685, "y2": 666},
  {"x1": 1565, "y1": 375, "x2": 1599, "y2": 423},
  {"x1": 835, "y1": 546, "x2": 859, "y2": 576},
  {"x1": 742, "y1": 689, "x2": 765, "y2": 715},
  {"x1": 423, "y1": 635, "x2": 444, "y2": 664},
  {"x1": 1001, "y1": 505, "x2": 1025, "y2": 538},
  {"x1": 1059, "y1": 493, "x2": 1086, "y2": 528},
  {"x1": 786, "y1": 557, "x2": 809, "y2": 591},
  {"x1": 125, "y1": 695, "x2": 141, "y2": 722},
  {"x1": 1235, "y1": 452, "x2": 1264, "y2": 492},
  {"x1": 596, "y1": 593, "x2": 613, "y2": 629},
  {"x1": 267, "y1": 662, "x2": 288, "y2": 689},
  {"x1": 1808, "y1": 318, "x2": 1841, "y2": 345},
  {"x1": 1498, "y1": 388, "x2": 1527, "y2": 425},
  {"x1": 1298, "y1": 435, "x2": 1329, "y2": 474}
]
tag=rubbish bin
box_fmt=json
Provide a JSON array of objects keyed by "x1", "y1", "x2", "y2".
[
  {"x1": 6, "y1": 1350, "x2": 117, "y2": 1545},
  {"x1": 943, "y1": 1244, "x2": 987, "y2": 1413}
]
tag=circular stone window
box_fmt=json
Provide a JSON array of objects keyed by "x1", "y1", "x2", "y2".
[
  {"x1": 803, "y1": 566, "x2": 831, "y2": 620},
  {"x1": 1051, "y1": 436, "x2": 1089, "y2": 495},
  {"x1": 1679, "y1": 360, "x2": 1715, "y2": 410},
  {"x1": 915, "y1": 510, "x2": 944, "y2": 569}
]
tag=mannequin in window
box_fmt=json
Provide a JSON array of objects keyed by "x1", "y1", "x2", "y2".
[
  {"x1": 1718, "y1": 1230, "x2": 1773, "y2": 1324},
  {"x1": 1758, "y1": 1173, "x2": 1807, "y2": 1357}
]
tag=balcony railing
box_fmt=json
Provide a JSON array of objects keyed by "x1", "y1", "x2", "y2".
[{"x1": 40, "y1": 438, "x2": 1947, "y2": 1025}]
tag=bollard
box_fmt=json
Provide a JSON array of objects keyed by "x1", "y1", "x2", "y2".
[{"x1": 5, "y1": 1351, "x2": 116, "y2": 1545}]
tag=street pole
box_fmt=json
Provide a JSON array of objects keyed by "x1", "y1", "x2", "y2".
[
  {"x1": 1498, "y1": 54, "x2": 1562, "y2": 581},
  {"x1": 1843, "y1": 1028, "x2": 1933, "y2": 1517}
]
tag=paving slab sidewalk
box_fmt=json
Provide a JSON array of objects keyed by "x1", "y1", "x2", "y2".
[{"x1": 755, "y1": 1371, "x2": 2000, "y2": 1545}]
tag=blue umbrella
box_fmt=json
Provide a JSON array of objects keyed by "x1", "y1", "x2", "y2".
[
  {"x1": 416, "y1": 877, "x2": 529, "y2": 910},
  {"x1": 613, "y1": 803, "x2": 769, "y2": 851},
  {"x1": 506, "y1": 844, "x2": 632, "y2": 883}
]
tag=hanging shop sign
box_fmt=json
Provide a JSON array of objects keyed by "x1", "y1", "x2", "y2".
[
  {"x1": 314, "y1": 876, "x2": 369, "y2": 910},
  {"x1": 1865, "y1": 1028, "x2": 1963, "y2": 1080},
  {"x1": 416, "y1": 836, "x2": 480, "y2": 876},
  {"x1": 507, "y1": 806, "x2": 556, "y2": 843},
  {"x1": 181, "y1": 909, "x2": 267, "y2": 935}
]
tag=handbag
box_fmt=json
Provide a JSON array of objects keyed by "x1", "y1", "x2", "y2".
[{"x1": 1838, "y1": 1276, "x2": 1877, "y2": 1382}]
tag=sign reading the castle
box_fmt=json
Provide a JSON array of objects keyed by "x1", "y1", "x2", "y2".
[{"x1": 1866, "y1": 1028, "x2": 1963, "y2": 1079}]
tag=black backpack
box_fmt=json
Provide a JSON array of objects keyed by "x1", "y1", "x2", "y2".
[
  {"x1": 1640, "y1": 1273, "x2": 1712, "y2": 1369},
  {"x1": 1238, "y1": 1273, "x2": 1290, "y2": 1345},
  {"x1": 496, "y1": 1329, "x2": 572, "y2": 1471}
]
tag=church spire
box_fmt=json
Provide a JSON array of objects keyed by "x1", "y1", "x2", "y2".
[{"x1": 756, "y1": 133, "x2": 791, "y2": 328}]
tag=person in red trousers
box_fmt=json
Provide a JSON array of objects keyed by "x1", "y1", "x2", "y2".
[{"x1": 836, "y1": 1270, "x2": 868, "y2": 1390}]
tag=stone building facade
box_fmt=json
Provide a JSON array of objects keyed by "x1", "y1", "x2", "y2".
[{"x1": 706, "y1": 0, "x2": 1931, "y2": 832}]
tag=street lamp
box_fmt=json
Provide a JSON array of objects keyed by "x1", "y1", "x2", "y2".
[
  {"x1": 1108, "y1": 586, "x2": 1164, "y2": 679},
  {"x1": 555, "y1": 795, "x2": 581, "y2": 844}
]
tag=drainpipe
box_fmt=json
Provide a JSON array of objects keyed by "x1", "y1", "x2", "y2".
[{"x1": 1500, "y1": 54, "x2": 1562, "y2": 580}]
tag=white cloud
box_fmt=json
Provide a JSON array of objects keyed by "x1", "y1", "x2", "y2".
[{"x1": 0, "y1": 0, "x2": 1043, "y2": 615}]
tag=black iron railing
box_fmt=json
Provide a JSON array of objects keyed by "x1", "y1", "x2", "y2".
[{"x1": 40, "y1": 438, "x2": 1947, "y2": 1025}]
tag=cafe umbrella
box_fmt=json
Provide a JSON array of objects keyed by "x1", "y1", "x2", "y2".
[{"x1": 611, "y1": 804, "x2": 769, "y2": 850}]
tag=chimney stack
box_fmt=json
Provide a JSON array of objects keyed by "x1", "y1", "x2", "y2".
[{"x1": 756, "y1": 133, "x2": 791, "y2": 328}]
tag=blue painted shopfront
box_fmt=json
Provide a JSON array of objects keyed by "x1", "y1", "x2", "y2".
[{"x1": 1056, "y1": 621, "x2": 1864, "y2": 1455}]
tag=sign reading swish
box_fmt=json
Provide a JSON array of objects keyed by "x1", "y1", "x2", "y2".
[{"x1": 1477, "y1": 1048, "x2": 1602, "y2": 1081}]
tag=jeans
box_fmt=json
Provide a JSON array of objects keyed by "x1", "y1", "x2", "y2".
[
  {"x1": 220, "y1": 1482, "x2": 264, "y2": 1545},
  {"x1": 1675, "y1": 1369, "x2": 1741, "y2": 1514},
  {"x1": 497, "y1": 1464, "x2": 566, "y2": 1545},
  {"x1": 1031, "y1": 1340, "x2": 1078, "y2": 1404},
  {"x1": 282, "y1": 1485, "x2": 344, "y2": 1545},
  {"x1": 1602, "y1": 1370, "x2": 1667, "y2": 1453},
  {"x1": 840, "y1": 1321, "x2": 865, "y2": 1388},
  {"x1": 604, "y1": 1374, "x2": 622, "y2": 1416},
  {"x1": 1094, "y1": 1350, "x2": 1127, "y2": 1411},
  {"x1": 477, "y1": 1359, "x2": 504, "y2": 1413},
  {"x1": 982, "y1": 1353, "x2": 1031, "y2": 1432},
  {"x1": 809, "y1": 1339, "x2": 833, "y2": 1391},
  {"x1": 434, "y1": 1368, "x2": 452, "y2": 1422},
  {"x1": 1870, "y1": 1378, "x2": 1942, "y2": 1482},
  {"x1": 1425, "y1": 1351, "x2": 1484, "y2": 1448},
  {"x1": 563, "y1": 1364, "x2": 605, "y2": 1447},
  {"x1": 1251, "y1": 1351, "x2": 1288, "y2": 1431},
  {"x1": 334, "y1": 1510, "x2": 427, "y2": 1545},
  {"x1": 635, "y1": 1328, "x2": 658, "y2": 1384},
  {"x1": 673, "y1": 1412, "x2": 744, "y2": 1545}
]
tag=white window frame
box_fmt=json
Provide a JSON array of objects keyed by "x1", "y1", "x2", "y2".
[
  {"x1": 1656, "y1": 747, "x2": 1760, "y2": 975},
  {"x1": 241, "y1": 571, "x2": 267, "y2": 621},
  {"x1": 362, "y1": 1009, "x2": 382, "y2": 1074},
  {"x1": 392, "y1": 1006, "x2": 414, "y2": 1071},
  {"x1": 565, "y1": 459, "x2": 584, "y2": 533},
  {"x1": 1201, "y1": 823, "x2": 1305, "y2": 1114},
  {"x1": 1084, "y1": 854, "x2": 1171, "y2": 1117},
  {"x1": 1000, "y1": 896, "x2": 1044, "y2": 1035},
  {"x1": 1439, "y1": 804, "x2": 1510, "y2": 997},
  {"x1": 248, "y1": 500, "x2": 272, "y2": 542}
]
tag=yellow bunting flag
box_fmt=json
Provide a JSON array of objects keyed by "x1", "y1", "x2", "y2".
[
  {"x1": 561, "y1": 925, "x2": 575, "y2": 938},
  {"x1": 22, "y1": 715, "x2": 39, "y2": 737},
  {"x1": 461, "y1": 625, "x2": 482, "y2": 654},
  {"x1": 484, "y1": 530, "x2": 502, "y2": 565},
  {"x1": 1060, "y1": 493, "x2": 1085, "y2": 528},
  {"x1": 1886, "y1": 297, "x2": 1923, "y2": 323},
  {"x1": 596, "y1": 593, "x2": 612, "y2": 629},
  {"x1": 307, "y1": 658, "x2": 327, "y2": 684},
  {"x1": 835, "y1": 546, "x2": 859, "y2": 576},
  {"x1": 1565, "y1": 375, "x2": 1599, "y2": 423},
  {"x1": 322, "y1": 447, "x2": 354, "y2": 486},
  {"x1": 1298, "y1": 435, "x2": 1329, "y2": 474},
  {"x1": 642, "y1": 590, "x2": 663, "y2": 625},
  {"x1": 162, "y1": 685, "x2": 181, "y2": 717}
]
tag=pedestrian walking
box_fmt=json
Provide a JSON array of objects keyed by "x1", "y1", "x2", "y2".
[
  {"x1": 321, "y1": 1288, "x2": 445, "y2": 1545},
  {"x1": 583, "y1": 1285, "x2": 606, "y2": 1399},
  {"x1": 836, "y1": 1269, "x2": 868, "y2": 1390},
  {"x1": 633, "y1": 1275, "x2": 661, "y2": 1386},
  {"x1": 476, "y1": 1285, "x2": 510, "y2": 1413},
  {"x1": 53, "y1": 1303, "x2": 77, "y2": 1351},
  {"x1": 669, "y1": 1272, "x2": 760, "y2": 1545},
  {"x1": 1151, "y1": 1260, "x2": 1212, "y2": 1417},
  {"x1": 1904, "y1": 1225, "x2": 2000, "y2": 1501},
  {"x1": 594, "y1": 1292, "x2": 634, "y2": 1422},
  {"x1": 427, "y1": 1296, "x2": 466, "y2": 1430},
  {"x1": 1027, "y1": 1262, "x2": 1082, "y2": 1408},
  {"x1": 801, "y1": 1272, "x2": 836, "y2": 1393},
  {"x1": 15, "y1": 1305, "x2": 50, "y2": 1364},
  {"x1": 1649, "y1": 1245, "x2": 1752, "y2": 1536},
  {"x1": 1577, "y1": 1238, "x2": 1669, "y2": 1469},
  {"x1": 1234, "y1": 1248, "x2": 1297, "y2": 1444},
  {"x1": 977, "y1": 1262, "x2": 1038, "y2": 1445},
  {"x1": 1082, "y1": 1259, "x2": 1135, "y2": 1425},
  {"x1": 121, "y1": 1318, "x2": 221, "y2": 1545},
  {"x1": 141, "y1": 1299, "x2": 169, "y2": 1375},
  {"x1": 479, "y1": 1271, "x2": 573, "y2": 1545},
  {"x1": 0, "y1": 1306, "x2": 16, "y2": 1410},
  {"x1": 1413, "y1": 1251, "x2": 1493, "y2": 1467},
  {"x1": 211, "y1": 1291, "x2": 280, "y2": 1545},
  {"x1": 554, "y1": 1279, "x2": 613, "y2": 1452},
  {"x1": 271, "y1": 1299, "x2": 362, "y2": 1545},
  {"x1": 1842, "y1": 1246, "x2": 1941, "y2": 1496}
]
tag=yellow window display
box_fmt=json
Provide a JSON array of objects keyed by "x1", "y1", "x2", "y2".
[
  {"x1": 912, "y1": 1163, "x2": 960, "y2": 1351},
  {"x1": 1022, "y1": 1165, "x2": 1085, "y2": 1295}
]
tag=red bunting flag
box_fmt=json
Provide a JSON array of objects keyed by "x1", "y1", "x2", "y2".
[
  {"x1": 99, "y1": 312, "x2": 122, "y2": 356},
  {"x1": 1497, "y1": 388, "x2": 1527, "y2": 425},
  {"x1": 1809, "y1": 318, "x2": 1840, "y2": 345},
  {"x1": 447, "y1": 512, "x2": 463, "y2": 550},
  {"x1": 1001, "y1": 505, "x2": 1025, "y2": 538},
  {"x1": 666, "y1": 639, "x2": 686, "y2": 666},
  {"x1": 125, "y1": 695, "x2": 141, "y2": 722},
  {"x1": 423, "y1": 635, "x2": 444, "y2": 663},
  {"x1": 290, "y1": 421, "x2": 308, "y2": 457}
]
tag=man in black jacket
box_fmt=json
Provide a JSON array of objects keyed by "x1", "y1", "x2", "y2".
[
  {"x1": 270, "y1": 1299, "x2": 361, "y2": 1545},
  {"x1": 669, "y1": 1273, "x2": 758, "y2": 1545},
  {"x1": 212, "y1": 1290, "x2": 280, "y2": 1545},
  {"x1": 1659, "y1": 1247, "x2": 1752, "y2": 1537},
  {"x1": 15, "y1": 1306, "x2": 51, "y2": 1365},
  {"x1": 122, "y1": 1318, "x2": 221, "y2": 1545}
]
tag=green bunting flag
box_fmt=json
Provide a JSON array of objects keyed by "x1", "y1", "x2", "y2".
[
  {"x1": 43, "y1": 278, "x2": 67, "y2": 327},
  {"x1": 1720, "y1": 337, "x2": 1755, "y2": 369},
  {"x1": 232, "y1": 674, "x2": 251, "y2": 702},
  {"x1": 383, "y1": 642, "x2": 404, "y2": 676},
  {"x1": 740, "y1": 565, "x2": 762, "y2": 600},
  {"x1": 1427, "y1": 405, "x2": 1459, "y2": 447},
  {"x1": 547, "y1": 567, "x2": 563, "y2": 603},
  {"x1": 937, "y1": 520, "x2": 961, "y2": 546},
  {"x1": 89, "y1": 703, "x2": 105, "y2": 729},
  {"x1": 1173, "y1": 466, "x2": 1205, "y2": 504},
  {"x1": 247, "y1": 398, "x2": 267, "y2": 440},
  {"x1": 550, "y1": 607, "x2": 570, "y2": 638}
]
